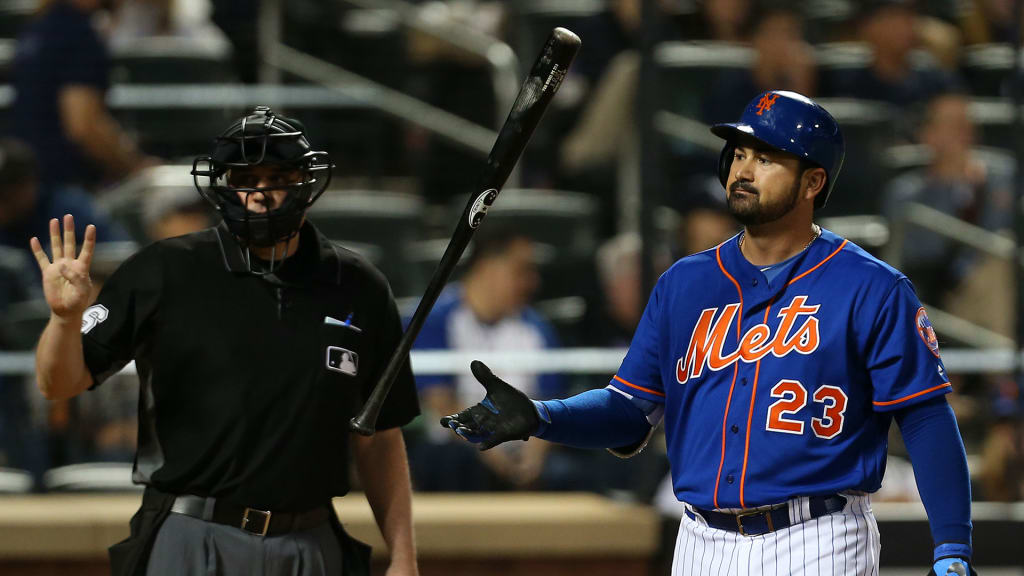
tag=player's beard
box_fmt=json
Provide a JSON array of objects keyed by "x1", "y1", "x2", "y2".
[{"x1": 726, "y1": 176, "x2": 801, "y2": 226}]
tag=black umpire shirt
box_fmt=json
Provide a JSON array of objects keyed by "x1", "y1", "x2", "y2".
[{"x1": 81, "y1": 221, "x2": 420, "y2": 512}]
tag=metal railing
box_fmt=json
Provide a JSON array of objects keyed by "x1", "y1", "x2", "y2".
[
  {"x1": 338, "y1": 0, "x2": 521, "y2": 131},
  {"x1": 1, "y1": 347, "x2": 1023, "y2": 377},
  {"x1": 255, "y1": 0, "x2": 521, "y2": 168},
  {"x1": 886, "y1": 201, "x2": 1018, "y2": 349}
]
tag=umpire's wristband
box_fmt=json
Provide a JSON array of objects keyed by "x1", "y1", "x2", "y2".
[{"x1": 934, "y1": 542, "x2": 972, "y2": 563}]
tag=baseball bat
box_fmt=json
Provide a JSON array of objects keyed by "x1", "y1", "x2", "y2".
[{"x1": 350, "y1": 27, "x2": 581, "y2": 435}]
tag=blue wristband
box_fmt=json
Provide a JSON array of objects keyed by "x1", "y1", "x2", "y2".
[{"x1": 933, "y1": 542, "x2": 971, "y2": 563}]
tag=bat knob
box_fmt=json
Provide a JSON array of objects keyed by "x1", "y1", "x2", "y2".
[
  {"x1": 349, "y1": 416, "x2": 376, "y2": 436},
  {"x1": 946, "y1": 562, "x2": 967, "y2": 575}
]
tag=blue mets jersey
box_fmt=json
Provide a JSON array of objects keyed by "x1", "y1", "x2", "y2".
[{"x1": 611, "y1": 229, "x2": 950, "y2": 510}]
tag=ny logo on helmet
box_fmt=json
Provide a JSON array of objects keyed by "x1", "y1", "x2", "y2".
[{"x1": 755, "y1": 93, "x2": 780, "y2": 116}]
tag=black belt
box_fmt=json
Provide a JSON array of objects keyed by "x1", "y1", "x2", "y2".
[
  {"x1": 170, "y1": 494, "x2": 331, "y2": 537},
  {"x1": 685, "y1": 494, "x2": 847, "y2": 537}
]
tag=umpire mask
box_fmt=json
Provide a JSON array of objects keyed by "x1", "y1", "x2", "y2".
[{"x1": 192, "y1": 107, "x2": 333, "y2": 262}]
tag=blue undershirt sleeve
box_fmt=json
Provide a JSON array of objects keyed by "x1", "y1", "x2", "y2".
[
  {"x1": 531, "y1": 388, "x2": 653, "y2": 449},
  {"x1": 894, "y1": 396, "x2": 973, "y2": 559}
]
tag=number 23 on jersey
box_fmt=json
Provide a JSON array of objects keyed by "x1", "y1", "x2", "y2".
[{"x1": 766, "y1": 380, "x2": 848, "y2": 439}]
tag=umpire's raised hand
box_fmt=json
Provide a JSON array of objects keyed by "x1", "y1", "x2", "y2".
[
  {"x1": 30, "y1": 214, "x2": 96, "y2": 320},
  {"x1": 440, "y1": 361, "x2": 540, "y2": 450}
]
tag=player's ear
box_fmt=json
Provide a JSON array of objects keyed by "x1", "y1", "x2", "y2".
[{"x1": 802, "y1": 167, "x2": 827, "y2": 203}]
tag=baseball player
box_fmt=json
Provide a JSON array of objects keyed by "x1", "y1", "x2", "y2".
[
  {"x1": 441, "y1": 91, "x2": 974, "y2": 575},
  {"x1": 31, "y1": 107, "x2": 420, "y2": 576}
]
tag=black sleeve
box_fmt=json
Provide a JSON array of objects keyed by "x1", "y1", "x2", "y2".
[
  {"x1": 82, "y1": 245, "x2": 162, "y2": 387},
  {"x1": 56, "y1": 18, "x2": 110, "y2": 90},
  {"x1": 364, "y1": 285, "x2": 420, "y2": 430}
]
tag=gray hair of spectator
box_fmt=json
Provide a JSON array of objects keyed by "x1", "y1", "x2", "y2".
[
  {"x1": 596, "y1": 233, "x2": 641, "y2": 288},
  {"x1": 142, "y1": 185, "x2": 209, "y2": 229},
  {"x1": 0, "y1": 139, "x2": 38, "y2": 198}
]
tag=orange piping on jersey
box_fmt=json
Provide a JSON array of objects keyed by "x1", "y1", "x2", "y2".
[
  {"x1": 713, "y1": 244, "x2": 744, "y2": 509},
  {"x1": 612, "y1": 375, "x2": 666, "y2": 398},
  {"x1": 737, "y1": 238, "x2": 848, "y2": 507},
  {"x1": 739, "y1": 302, "x2": 774, "y2": 508},
  {"x1": 873, "y1": 382, "x2": 952, "y2": 407},
  {"x1": 786, "y1": 240, "x2": 849, "y2": 286}
]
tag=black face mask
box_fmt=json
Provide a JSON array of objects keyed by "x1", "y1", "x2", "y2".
[{"x1": 191, "y1": 107, "x2": 334, "y2": 273}]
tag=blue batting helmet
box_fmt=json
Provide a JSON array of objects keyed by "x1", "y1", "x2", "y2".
[{"x1": 711, "y1": 91, "x2": 845, "y2": 208}]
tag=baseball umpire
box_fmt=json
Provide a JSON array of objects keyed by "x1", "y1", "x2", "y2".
[
  {"x1": 440, "y1": 91, "x2": 975, "y2": 575},
  {"x1": 31, "y1": 107, "x2": 420, "y2": 576}
]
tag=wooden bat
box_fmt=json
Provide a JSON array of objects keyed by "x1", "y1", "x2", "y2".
[{"x1": 350, "y1": 27, "x2": 581, "y2": 435}]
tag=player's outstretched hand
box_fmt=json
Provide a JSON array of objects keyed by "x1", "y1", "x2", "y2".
[
  {"x1": 929, "y1": 558, "x2": 975, "y2": 575},
  {"x1": 30, "y1": 215, "x2": 96, "y2": 321},
  {"x1": 439, "y1": 360, "x2": 540, "y2": 450}
]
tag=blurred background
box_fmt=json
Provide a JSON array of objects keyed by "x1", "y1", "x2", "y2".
[{"x1": 0, "y1": 0, "x2": 1021, "y2": 574}]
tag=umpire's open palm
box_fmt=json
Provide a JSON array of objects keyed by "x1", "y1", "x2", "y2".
[{"x1": 30, "y1": 215, "x2": 96, "y2": 320}]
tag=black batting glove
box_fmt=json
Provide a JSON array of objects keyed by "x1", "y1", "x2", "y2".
[{"x1": 439, "y1": 360, "x2": 540, "y2": 450}]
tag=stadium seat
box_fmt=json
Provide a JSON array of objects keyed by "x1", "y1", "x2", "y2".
[
  {"x1": 962, "y1": 44, "x2": 1020, "y2": 97},
  {"x1": 96, "y1": 164, "x2": 198, "y2": 243},
  {"x1": 0, "y1": 467, "x2": 33, "y2": 493},
  {"x1": 109, "y1": 36, "x2": 236, "y2": 84},
  {"x1": 812, "y1": 98, "x2": 901, "y2": 217},
  {"x1": 506, "y1": 0, "x2": 605, "y2": 74},
  {"x1": 654, "y1": 41, "x2": 755, "y2": 122},
  {"x1": 969, "y1": 97, "x2": 1018, "y2": 151},
  {"x1": 0, "y1": 38, "x2": 14, "y2": 84},
  {"x1": 817, "y1": 42, "x2": 948, "y2": 102},
  {"x1": 881, "y1": 143, "x2": 1016, "y2": 183},
  {"x1": 457, "y1": 189, "x2": 600, "y2": 258},
  {"x1": 308, "y1": 190, "x2": 425, "y2": 296},
  {"x1": 0, "y1": 0, "x2": 35, "y2": 40},
  {"x1": 816, "y1": 42, "x2": 873, "y2": 98},
  {"x1": 42, "y1": 462, "x2": 141, "y2": 492}
]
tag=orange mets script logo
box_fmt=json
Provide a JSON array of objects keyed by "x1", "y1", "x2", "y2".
[
  {"x1": 755, "y1": 93, "x2": 780, "y2": 115},
  {"x1": 676, "y1": 295, "x2": 820, "y2": 384}
]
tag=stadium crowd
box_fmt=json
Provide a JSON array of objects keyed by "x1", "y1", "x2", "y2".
[{"x1": 0, "y1": 0, "x2": 1020, "y2": 507}]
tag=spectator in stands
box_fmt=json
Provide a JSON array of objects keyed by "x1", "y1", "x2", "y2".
[
  {"x1": 829, "y1": 0, "x2": 955, "y2": 107},
  {"x1": 959, "y1": 0, "x2": 1023, "y2": 45},
  {"x1": 12, "y1": 0, "x2": 156, "y2": 191},
  {"x1": 142, "y1": 183, "x2": 213, "y2": 241},
  {"x1": 676, "y1": 0, "x2": 752, "y2": 42},
  {"x1": 672, "y1": 175, "x2": 739, "y2": 257},
  {"x1": 978, "y1": 380, "x2": 1023, "y2": 501},
  {"x1": 0, "y1": 139, "x2": 128, "y2": 267},
  {"x1": 587, "y1": 233, "x2": 645, "y2": 349},
  {"x1": 702, "y1": 3, "x2": 816, "y2": 125},
  {"x1": 882, "y1": 91, "x2": 1014, "y2": 333},
  {"x1": 108, "y1": 0, "x2": 229, "y2": 49},
  {"x1": 409, "y1": 226, "x2": 566, "y2": 491},
  {"x1": 571, "y1": 0, "x2": 685, "y2": 88}
]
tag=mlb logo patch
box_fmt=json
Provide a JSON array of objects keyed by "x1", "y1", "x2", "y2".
[{"x1": 326, "y1": 346, "x2": 359, "y2": 376}]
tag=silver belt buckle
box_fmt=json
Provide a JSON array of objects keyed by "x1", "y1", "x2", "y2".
[{"x1": 241, "y1": 507, "x2": 272, "y2": 536}]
